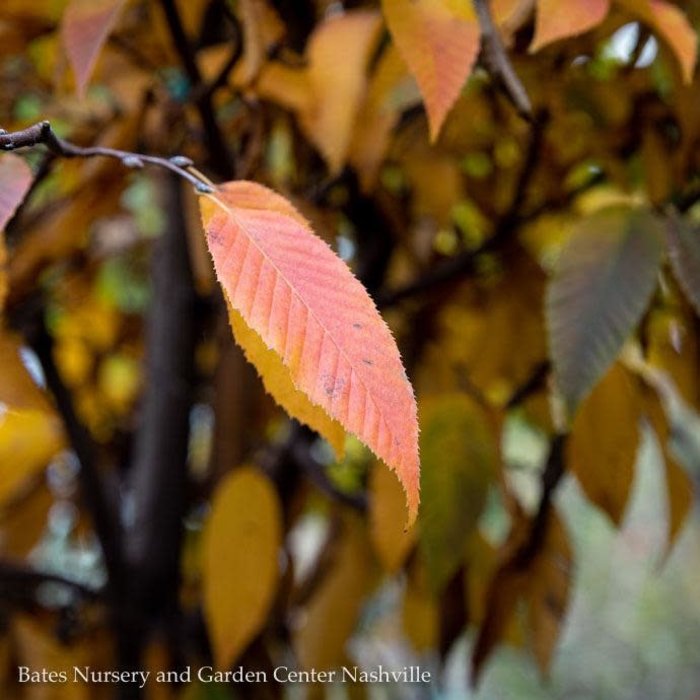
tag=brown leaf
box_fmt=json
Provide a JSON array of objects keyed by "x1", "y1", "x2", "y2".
[{"x1": 567, "y1": 363, "x2": 641, "y2": 526}]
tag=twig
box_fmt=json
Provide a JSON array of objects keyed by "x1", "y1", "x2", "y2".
[
  {"x1": 506, "y1": 361, "x2": 550, "y2": 409},
  {"x1": 27, "y1": 322, "x2": 125, "y2": 601},
  {"x1": 377, "y1": 113, "x2": 547, "y2": 307},
  {"x1": 0, "y1": 121, "x2": 214, "y2": 192},
  {"x1": 473, "y1": 0, "x2": 533, "y2": 122},
  {"x1": 0, "y1": 560, "x2": 102, "y2": 602},
  {"x1": 513, "y1": 433, "x2": 567, "y2": 568},
  {"x1": 290, "y1": 439, "x2": 368, "y2": 513},
  {"x1": 193, "y1": 9, "x2": 243, "y2": 102},
  {"x1": 159, "y1": 0, "x2": 235, "y2": 178}
]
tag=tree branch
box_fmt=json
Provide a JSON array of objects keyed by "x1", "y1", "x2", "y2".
[
  {"x1": 121, "y1": 175, "x2": 197, "y2": 676},
  {"x1": 0, "y1": 560, "x2": 102, "y2": 603},
  {"x1": 27, "y1": 323, "x2": 125, "y2": 602},
  {"x1": 159, "y1": 0, "x2": 235, "y2": 179},
  {"x1": 377, "y1": 113, "x2": 547, "y2": 308},
  {"x1": 0, "y1": 121, "x2": 213, "y2": 192},
  {"x1": 473, "y1": 0, "x2": 533, "y2": 122},
  {"x1": 513, "y1": 433, "x2": 567, "y2": 568}
]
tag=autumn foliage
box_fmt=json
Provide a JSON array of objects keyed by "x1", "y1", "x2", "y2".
[{"x1": 0, "y1": 0, "x2": 700, "y2": 698}]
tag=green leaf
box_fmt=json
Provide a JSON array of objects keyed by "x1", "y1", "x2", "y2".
[
  {"x1": 418, "y1": 394, "x2": 497, "y2": 593},
  {"x1": 546, "y1": 206, "x2": 664, "y2": 416},
  {"x1": 667, "y1": 213, "x2": 700, "y2": 316}
]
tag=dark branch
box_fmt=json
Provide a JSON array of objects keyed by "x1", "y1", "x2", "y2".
[
  {"x1": 377, "y1": 113, "x2": 547, "y2": 307},
  {"x1": 159, "y1": 0, "x2": 235, "y2": 178},
  {"x1": 0, "y1": 560, "x2": 102, "y2": 602},
  {"x1": 506, "y1": 361, "x2": 550, "y2": 409},
  {"x1": 473, "y1": 0, "x2": 533, "y2": 122},
  {"x1": 514, "y1": 433, "x2": 567, "y2": 568},
  {"x1": 194, "y1": 9, "x2": 244, "y2": 102},
  {"x1": 122, "y1": 175, "x2": 197, "y2": 671},
  {"x1": 0, "y1": 121, "x2": 213, "y2": 192},
  {"x1": 27, "y1": 323, "x2": 125, "y2": 600}
]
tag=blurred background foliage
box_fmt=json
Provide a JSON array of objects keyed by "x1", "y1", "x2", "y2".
[{"x1": 0, "y1": 1, "x2": 700, "y2": 699}]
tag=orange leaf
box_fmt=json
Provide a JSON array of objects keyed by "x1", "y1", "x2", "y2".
[
  {"x1": 0, "y1": 154, "x2": 33, "y2": 231},
  {"x1": 618, "y1": 0, "x2": 698, "y2": 83},
  {"x1": 382, "y1": 0, "x2": 480, "y2": 141},
  {"x1": 60, "y1": 0, "x2": 126, "y2": 97},
  {"x1": 199, "y1": 181, "x2": 419, "y2": 524},
  {"x1": 530, "y1": 0, "x2": 610, "y2": 52},
  {"x1": 302, "y1": 10, "x2": 382, "y2": 173}
]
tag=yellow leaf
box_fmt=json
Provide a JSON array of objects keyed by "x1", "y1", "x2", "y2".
[
  {"x1": 0, "y1": 408, "x2": 64, "y2": 508},
  {"x1": 233, "y1": 0, "x2": 285, "y2": 86},
  {"x1": 202, "y1": 466, "x2": 282, "y2": 669},
  {"x1": 0, "y1": 484, "x2": 53, "y2": 558},
  {"x1": 401, "y1": 557, "x2": 438, "y2": 652},
  {"x1": 13, "y1": 615, "x2": 112, "y2": 700},
  {"x1": 226, "y1": 303, "x2": 346, "y2": 457},
  {"x1": 256, "y1": 62, "x2": 312, "y2": 114},
  {"x1": 644, "y1": 390, "x2": 694, "y2": 554},
  {"x1": 493, "y1": 0, "x2": 535, "y2": 38},
  {"x1": 382, "y1": 0, "x2": 480, "y2": 140},
  {"x1": 567, "y1": 363, "x2": 641, "y2": 526},
  {"x1": 472, "y1": 508, "x2": 571, "y2": 680},
  {"x1": 647, "y1": 306, "x2": 699, "y2": 408},
  {"x1": 0, "y1": 331, "x2": 53, "y2": 412},
  {"x1": 350, "y1": 44, "x2": 420, "y2": 192},
  {"x1": 464, "y1": 533, "x2": 500, "y2": 628},
  {"x1": 369, "y1": 461, "x2": 416, "y2": 573},
  {"x1": 294, "y1": 516, "x2": 377, "y2": 670},
  {"x1": 418, "y1": 256, "x2": 547, "y2": 405}
]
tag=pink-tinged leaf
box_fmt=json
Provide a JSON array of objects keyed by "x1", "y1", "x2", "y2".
[
  {"x1": 531, "y1": 0, "x2": 610, "y2": 52},
  {"x1": 0, "y1": 154, "x2": 33, "y2": 231},
  {"x1": 618, "y1": 0, "x2": 698, "y2": 84},
  {"x1": 382, "y1": 0, "x2": 480, "y2": 141},
  {"x1": 199, "y1": 182, "x2": 419, "y2": 524},
  {"x1": 61, "y1": 0, "x2": 126, "y2": 97},
  {"x1": 547, "y1": 206, "x2": 664, "y2": 417}
]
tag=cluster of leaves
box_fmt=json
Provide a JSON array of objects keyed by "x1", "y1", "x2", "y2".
[{"x1": 1, "y1": 0, "x2": 700, "y2": 698}]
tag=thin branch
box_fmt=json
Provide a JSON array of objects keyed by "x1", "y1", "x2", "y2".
[
  {"x1": 473, "y1": 0, "x2": 533, "y2": 122},
  {"x1": 289, "y1": 438, "x2": 368, "y2": 513},
  {"x1": 506, "y1": 361, "x2": 550, "y2": 409},
  {"x1": 377, "y1": 113, "x2": 547, "y2": 308},
  {"x1": 193, "y1": 9, "x2": 244, "y2": 102},
  {"x1": 0, "y1": 121, "x2": 214, "y2": 192},
  {"x1": 513, "y1": 433, "x2": 567, "y2": 568},
  {"x1": 0, "y1": 560, "x2": 103, "y2": 602},
  {"x1": 159, "y1": 0, "x2": 235, "y2": 178},
  {"x1": 27, "y1": 322, "x2": 125, "y2": 601}
]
